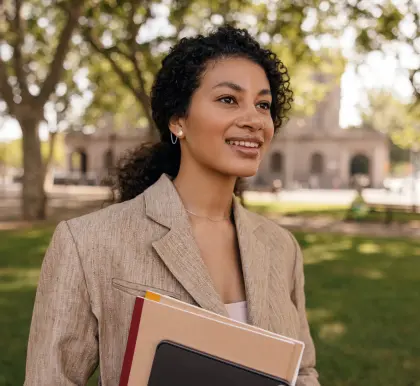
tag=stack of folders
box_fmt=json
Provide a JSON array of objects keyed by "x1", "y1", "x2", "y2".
[{"x1": 119, "y1": 291, "x2": 305, "y2": 386}]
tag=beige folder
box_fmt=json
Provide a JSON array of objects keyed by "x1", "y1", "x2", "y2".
[
  {"x1": 119, "y1": 294, "x2": 304, "y2": 386},
  {"x1": 146, "y1": 291, "x2": 303, "y2": 345},
  {"x1": 145, "y1": 291, "x2": 304, "y2": 384}
]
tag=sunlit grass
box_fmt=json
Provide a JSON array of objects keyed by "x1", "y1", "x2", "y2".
[
  {"x1": 294, "y1": 232, "x2": 420, "y2": 385},
  {"x1": 0, "y1": 226, "x2": 99, "y2": 386},
  {"x1": 246, "y1": 200, "x2": 420, "y2": 224},
  {"x1": 246, "y1": 201, "x2": 348, "y2": 214},
  {"x1": 1, "y1": 226, "x2": 420, "y2": 385},
  {"x1": 0, "y1": 268, "x2": 40, "y2": 290}
]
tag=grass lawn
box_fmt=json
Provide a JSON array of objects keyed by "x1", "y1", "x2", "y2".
[
  {"x1": 1, "y1": 225, "x2": 420, "y2": 385},
  {"x1": 246, "y1": 200, "x2": 420, "y2": 224}
]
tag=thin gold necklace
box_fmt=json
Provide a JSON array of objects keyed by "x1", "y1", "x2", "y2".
[{"x1": 185, "y1": 208, "x2": 231, "y2": 222}]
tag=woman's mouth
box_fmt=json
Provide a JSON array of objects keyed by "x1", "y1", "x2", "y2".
[
  {"x1": 225, "y1": 139, "x2": 262, "y2": 158},
  {"x1": 226, "y1": 140, "x2": 261, "y2": 148}
]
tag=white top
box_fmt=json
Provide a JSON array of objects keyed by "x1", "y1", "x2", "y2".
[{"x1": 225, "y1": 301, "x2": 248, "y2": 323}]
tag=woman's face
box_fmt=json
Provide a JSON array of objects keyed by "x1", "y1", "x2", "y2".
[{"x1": 172, "y1": 57, "x2": 275, "y2": 178}]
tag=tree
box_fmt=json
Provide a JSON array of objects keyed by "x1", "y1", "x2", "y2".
[
  {"x1": 0, "y1": 0, "x2": 85, "y2": 219},
  {"x1": 80, "y1": 0, "x2": 341, "y2": 136},
  {"x1": 82, "y1": 58, "x2": 148, "y2": 133},
  {"x1": 360, "y1": 90, "x2": 420, "y2": 212},
  {"x1": 1, "y1": 0, "x2": 416, "y2": 221},
  {"x1": 0, "y1": 138, "x2": 22, "y2": 168},
  {"x1": 360, "y1": 90, "x2": 420, "y2": 150},
  {"x1": 347, "y1": 0, "x2": 420, "y2": 106},
  {"x1": 0, "y1": 135, "x2": 66, "y2": 169}
]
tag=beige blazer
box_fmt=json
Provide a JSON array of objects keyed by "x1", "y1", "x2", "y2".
[{"x1": 25, "y1": 174, "x2": 319, "y2": 386}]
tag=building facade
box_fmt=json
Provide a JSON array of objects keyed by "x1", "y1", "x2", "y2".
[
  {"x1": 63, "y1": 129, "x2": 147, "y2": 185},
  {"x1": 251, "y1": 83, "x2": 389, "y2": 189},
  {"x1": 64, "y1": 82, "x2": 389, "y2": 189}
]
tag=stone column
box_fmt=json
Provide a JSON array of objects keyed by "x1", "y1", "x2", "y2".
[
  {"x1": 371, "y1": 142, "x2": 388, "y2": 188},
  {"x1": 371, "y1": 147, "x2": 379, "y2": 188},
  {"x1": 284, "y1": 139, "x2": 294, "y2": 189},
  {"x1": 339, "y1": 149, "x2": 350, "y2": 188},
  {"x1": 67, "y1": 151, "x2": 74, "y2": 172}
]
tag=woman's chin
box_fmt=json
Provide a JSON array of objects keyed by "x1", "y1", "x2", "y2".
[{"x1": 224, "y1": 165, "x2": 259, "y2": 178}]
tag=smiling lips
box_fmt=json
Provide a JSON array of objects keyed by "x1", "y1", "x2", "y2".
[
  {"x1": 226, "y1": 140, "x2": 261, "y2": 148},
  {"x1": 225, "y1": 138, "x2": 263, "y2": 158},
  {"x1": 226, "y1": 135, "x2": 263, "y2": 148}
]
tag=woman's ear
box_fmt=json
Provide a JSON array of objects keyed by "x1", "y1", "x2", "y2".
[{"x1": 169, "y1": 116, "x2": 185, "y2": 139}]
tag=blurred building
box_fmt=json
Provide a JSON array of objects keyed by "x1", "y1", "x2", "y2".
[
  {"x1": 252, "y1": 82, "x2": 389, "y2": 189},
  {"x1": 63, "y1": 127, "x2": 147, "y2": 185},
  {"x1": 64, "y1": 81, "x2": 389, "y2": 189}
]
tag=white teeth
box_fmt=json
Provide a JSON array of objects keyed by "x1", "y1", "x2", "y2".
[{"x1": 227, "y1": 140, "x2": 260, "y2": 148}]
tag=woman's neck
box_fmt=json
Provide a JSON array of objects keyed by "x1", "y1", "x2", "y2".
[{"x1": 173, "y1": 163, "x2": 236, "y2": 220}]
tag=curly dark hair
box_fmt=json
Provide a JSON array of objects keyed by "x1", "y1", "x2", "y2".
[{"x1": 115, "y1": 25, "x2": 293, "y2": 202}]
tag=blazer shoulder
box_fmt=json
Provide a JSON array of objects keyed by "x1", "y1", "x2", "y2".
[
  {"x1": 243, "y1": 206, "x2": 296, "y2": 244},
  {"x1": 65, "y1": 194, "x2": 146, "y2": 236}
]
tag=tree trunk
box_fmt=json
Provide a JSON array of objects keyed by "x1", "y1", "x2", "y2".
[
  {"x1": 45, "y1": 130, "x2": 57, "y2": 169},
  {"x1": 20, "y1": 117, "x2": 46, "y2": 220},
  {"x1": 410, "y1": 148, "x2": 418, "y2": 213},
  {"x1": 135, "y1": 92, "x2": 158, "y2": 142},
  {"x1": 43, "y1": 130, "x2": 58, "y2": 191}
]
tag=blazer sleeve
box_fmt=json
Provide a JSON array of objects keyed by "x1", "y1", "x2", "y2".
[
  {"x1": 25, "y1": 221, "x2": 98, "y2": 385},
  {"x1": 289, "y1": 231, "x2": 320, "y2": 386}
]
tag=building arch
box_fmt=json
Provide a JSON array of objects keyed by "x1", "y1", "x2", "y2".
[
  {"x1": 104, "y1": 148, "x2": 114, "y2": 170},
  {"x1": 350, "y1": 153, "x2": 371, "y2": 188},
  {"x1": 70, "y1": 149, "x2": 88, "y2": 175},
  {"x1": 310, "y1": 152, "x2": 324, "y2": 174},
  {"x1": 270, "y1": 152, "x2": 283, "y2": 172},
  {"x1": 350, "y1": 154, "x2": 370, "y2": 176}
]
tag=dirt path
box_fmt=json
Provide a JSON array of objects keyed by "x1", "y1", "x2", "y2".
[
  {"x1": 2, "y1": 187, "x2": 419, "y2": 238},
  {"x1": 275, "y1": 216, "x2": 420, "y2": 239},
  {"x1": 0, "y1": 198, "x2": 108, "y2": 230}
]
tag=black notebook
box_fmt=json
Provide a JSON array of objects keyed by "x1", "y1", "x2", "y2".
[{"x1": 148, "y1": 340, "x2": 289, "y2": 386}]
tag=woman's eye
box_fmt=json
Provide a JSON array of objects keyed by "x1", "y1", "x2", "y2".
[
  {"x1": 258, "y1": 102, "x2": 271, "y2": 110},
  {"x1": 219, "y1": 96, "x2": 236, "y2": 104}
]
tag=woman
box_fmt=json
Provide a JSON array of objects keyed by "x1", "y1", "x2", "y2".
[{"x1": 25, "y1": 25, "x2": 319, "y2": 385}]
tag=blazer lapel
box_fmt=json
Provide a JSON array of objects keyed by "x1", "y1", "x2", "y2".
[
  {"x1": 233, "y1": 199, "x2": 272, "y2": 329},
  {"x1": 144, "y1": 175, "x2": 279, "y2": 328},
  {"x1": 144, "y1": 175, "x2": 228, "y2": 317}
]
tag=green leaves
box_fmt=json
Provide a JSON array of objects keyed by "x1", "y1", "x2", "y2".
[
  {"x1": 1, "y1": 0, "x2": 419, "y2": 137},
  {"x1": 360, "y1": 90, "x2": 420, "y2": 150},
  {"x1": 80, "y1": 0, "x2": 339, "y2": 133}
]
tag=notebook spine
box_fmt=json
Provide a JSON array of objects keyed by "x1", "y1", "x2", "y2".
[{"x1": 119, "y1": 297, "x2": 145, "y2": 386}]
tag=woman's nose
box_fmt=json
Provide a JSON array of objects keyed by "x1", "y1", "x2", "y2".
[{"x1": 234, "y1": 113, "x2": 264, "y2": 131}]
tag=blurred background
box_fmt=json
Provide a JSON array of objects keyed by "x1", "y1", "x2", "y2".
[{"x1": 0, "y1": 0, "x2": 420, "y2": 385}]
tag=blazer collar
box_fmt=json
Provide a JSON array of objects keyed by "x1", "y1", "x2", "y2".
[{"x1": 144, "y1": 174, "x2": 272, "y2": 328}]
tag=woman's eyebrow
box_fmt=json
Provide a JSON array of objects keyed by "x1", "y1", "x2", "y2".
[{"x1": 212, "y1": 81, "x2": 271, "y2": 96}]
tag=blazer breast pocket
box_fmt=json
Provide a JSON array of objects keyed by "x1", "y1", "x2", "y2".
[{"x1": 111, "y1": 278, "x2": 181, "y2": 300}]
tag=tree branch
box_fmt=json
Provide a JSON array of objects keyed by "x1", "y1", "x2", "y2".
[
  {"x1": 106, "y1": 44, "x2": 134, "y2": 63},
  {"x1": 127, "y1": 0, "x2": 150, "y2": 99},
  {"x1": 84, "y1": 29, "x2": 141, "y2": 100},
  {"x1": 0, "y1": 59, "x2": 17, "y2": 116},
  {"x1": 130, "y1": 52, "x2": 155, "y2": 132},
  {"x1": 8, "y1": 0, "x2": 30, "y2": 101},
  {"x1": 131, "y1": 53, "x2": 146, "y2": 94},
  {"x1": 125, "y1": 1, "x2": 155, "y2": 132},
  {"x1": 409, "y1": 69, "x2": 420, "y2": 108},
  {"x1": 36, "y1": 0, "x2": 85, "y2": 106},
  {"x1": 44, "y1": 130, "x2": 58, "y2": 173},
  {"x1": 128, "y1": 0, "x2": 144, "y2": 51},
  {"x1": 85, "y1": 27, "x2": 157, "y2": 134}
]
